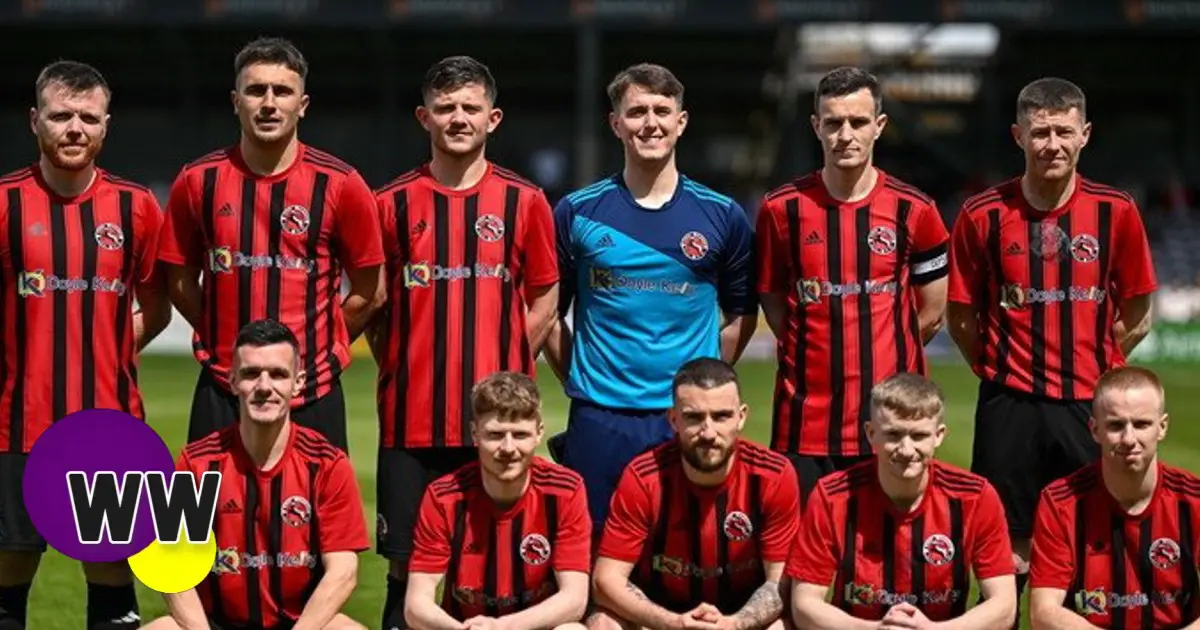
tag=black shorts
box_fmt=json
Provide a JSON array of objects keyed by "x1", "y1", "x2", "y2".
[
  {"x1": 786, "y1": 453, "x2": 874, "y2": 509},
  {"x1": 0, "y1": 453, "x2": 46, "y2": 552},
  {"x1": 970, "y1": 379, "x2": 1098, "y2": 540},
  {"x1": 188, "y1": 369, "x2": 348, "y2": 453},
  {"x1": 376, "y1": 446, "x2": 478, "y2": 563}
]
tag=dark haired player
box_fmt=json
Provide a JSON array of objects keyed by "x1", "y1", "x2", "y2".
[
  {"x1": 370, "y1": 55, "x2": 560, "y2": 629},
  {"x1": 755, "y1": 65, "x2": 950, "y2": 505},
  {"x1": 158, "y1": 36, "x2": 386, "y2": 452},
  {"x1": 145, "y1": 319, "x2": 368, "y2": 630},
  {"x1": 789, "y1": 373, "x2": 1016, "y2": 630},
  {"x1": 947, "y1": 77, "x2": 1158, "y2": 616},
  {"x1": 1030, "y1": 367, "x2": 1200, "y2": 630},
  {"x1": 0, "y1": 60, "x2": 171, "y2": 630},
  {"x1": 404, "y1": 371, "x2": 590, "y2": 630},
  {"x1": 590, "y1": 358, "x2": 798, "y2": 630}
]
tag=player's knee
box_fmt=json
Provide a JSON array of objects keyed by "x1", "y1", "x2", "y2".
[
  {"x1": 80, "y1": 560, "x2": 132, "y2": 585},
  {"x1": 585, "y1": 607, "x2": 631, "y2": 630},
  {"x1": 553, "y1": 623, "x2": 588, "y2": 630},
  {"x1": 323, "y1": 613, "x2": 366, "y2": 630},
  {"x1": 0, "y1": 551, "x2": 39, "y2": 585},
  {"x1": 138, "y1": 618, "x2": 182, "y2": 630},
  {"x1": 766, "y1": 618, "x2": 789, "y2": 630}
]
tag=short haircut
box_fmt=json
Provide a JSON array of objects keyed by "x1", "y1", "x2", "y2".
[
  {"x1": 422, "y1": 55, "x2": 498, "y2": 104},
  {"x1": 606, "y1": 63, "x2": 684, "y2": 111},
  {"x1": 35, "y1": 60, "x2": 110, "y2": 107},
  {"x1": 1016, "y1": 77, "x2": 1086, "y2": 123},
  {"x1": 1093, "y1": 366, "x2": 1165, "y2": 415},
  {"x1": 870, "y1": 373, "x2": 945, "y2": 424},
  {"x1": 813, "y1": 66, "x2": 881, "y2": 115},
  {"x1": 234, "y1": 37, "x2": 309, "y2": 83},
  {"x1": 672, "y1": 358, "x2": 740, "y2": 400},
  {"x1": 471, "y1": 371, "x2": 540, "y2": 423},
  {"x1": 234, "y1": 318, "x2": 300, "y2": 357}
]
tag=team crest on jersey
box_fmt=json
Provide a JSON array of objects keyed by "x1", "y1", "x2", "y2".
[
  {"x1": 680, "y1": 231, "x2": 709, "y2": 261},
  {"x1": 1149, "y1": 538, "x2": 1181, "y2": 570},
  {"x1": 866, "y1": 226, "x2": 897, "y2": 255},
  {"x1": 922, "y1": 534, "x2": 956, "y2": 566},
  {"x1": 723, "y1": 511, "x2": 754, "y2": 542},
  {"x1": 281, "y1": 496, "x2": 312, "y2": 527},
  {"x1": 281, "y1": 205, "x2": 310, "y2": 235},
  {"x1": 1030, "y1": 223, "x2": 1070, "y2": 261},
  {"x1": 94, "y1": 223, "x2": 124, "y2": 251},
  {"x1": 475, "y1": 214, "x2": 505, "y2": 242},
  {"x1": 519, "y1": 533, "x2": 552, "y2": 565},
  {"x1": 1070, "y1": 233, "x2": 1100, "y2": 263}
]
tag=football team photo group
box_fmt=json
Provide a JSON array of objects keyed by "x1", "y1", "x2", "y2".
[{"x1": 0, "y1": 32, "x2": 1191, "y2": 630}]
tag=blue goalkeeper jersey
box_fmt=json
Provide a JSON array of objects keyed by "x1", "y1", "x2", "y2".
[{"x1": 553, "y1": 173, "x2": 757, "y2": 410}]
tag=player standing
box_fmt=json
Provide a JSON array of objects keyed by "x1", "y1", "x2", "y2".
[
  {"x1": 545, "y1": 63, "x2": 758, "y2": 531},
  {"x1": 788, "y1": 373, "x2": 1017, "y2": 630},
  {"x1": 369, "y1": 56, "x2": 560, "y2": 630},
  {"x1": 755, "y1": 66, "x2": 950, "y2": 505},
  {"x1": 589, "y1": 358, "x2": 798, "y2": 630},
  {"x1": 1029, "y1": 367, "x2": 1200, "y2": 630},
  {"x1": 946, "y1": 77, "x2": 1158, "y2": 618},
  {"x1": 0, "y1": 61, "x2": 171, "y2": 630},
  {"x1": 145, "y1": 319, "x2": 368, "y2": 630},
  {"x1": 158, "y1": 37, "x2": 386, "y2": 452},
  {"x1": 404, "y1": 372, "x2": 590, "y2": 630}
]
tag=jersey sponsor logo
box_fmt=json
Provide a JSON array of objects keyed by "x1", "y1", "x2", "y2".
[
  {"x1": 1070, "y1": 233, "x2": 1100, "y2": 263},
  {"x1": 211, "y1": 547, "x2": 318, "y2": 574},
  {"x1": 16, "y1": 270, "x2": 128, "y2": 298},
  {"x1": 999, "y1": 284, "x2": 1107, "y2": 309},
  {"x1": 651, "y1": 554, "x2": 759, "y2": 579},
  {"x1": 867, "y1": 226, "x2": 897, "y2": 255},
  {"x1": 1030, "y1": 223, "x2": 1070, "y2": 261},
  {"x1": 922, "y1": 534, "x2": 955, "y2": 566},
  {"x1": 281, "y1": 496, "x2": 312, "y2": 527},
  {"x1": 213, "y1": 546, "x2": 241, "y2": 575},
  {"x1": 403, "y1": 262, "x2": 512, "y2": 288},
  {"x1": 589, "y1": 268, "x2": 695, "y2": 296},
  {"x1": 281, "y1": 205, "x2": 311, "y2": 235},
  {"x1": 723, "y1": 511, "x2": 754, "y2": 542},
  {"x1": 844, "y1": 582, "x2": 962, "y2": 607},
  {"x1": 519, "y1": 533, "x2": 552, "y2": 566},
  {"x1": 1074, "y1": 588, "x2": 1152, "y2": 614},
  {"x1": 94, "y1": 223, "x2": 125, "y2": 251},
  {"x1": 207, "y1": 247, "x2": 316, "y2": 275},
  {"x1": 451, "y1": 583, "x2": 556, "y2": 609},
  {"x1": 475, "y1": 214, "x2": 506, "y2": 242},
  {"x1": 796, "y1": 277, "x2": 898, "y2": 304},
  {"x1": 1150, "y1": 537, "x2": 1181, "y2": 570},
  {"x1": 679, "y1": 231, "x2": 709, "y2": 261}
]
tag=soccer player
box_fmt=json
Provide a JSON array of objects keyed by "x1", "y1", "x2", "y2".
[
  {"x1": 788, "y1": 373, "x2": 1017, "y2": 630},
  {"x1": 0, "y1": 61, "x2": 171, "y2": 630},
  {"x1": 158, "y1": 36, "x2": 386, "y2": 452},
  {"x1": 144, "y1": 319, "x2": 369, "y2": 630},
  {"x1": 590, "y1": 358, "x2": 799, "y2": 630},
  {"x1": 755, "y1": 66, "x2": 950, "y2": 504},
  {"x1": 404, "y1": 372, "x2": 590, "y2": 630},
  {"x1": 545, "y1": 63, "x2": 758, "y2": 531},
  {"x1": 1029, "y1": 366, "x2": 1200, "y2": 630},
  {"x1": 369, "y1": 56, "x2": 560, "y2": 629},
  {"x1": 946, "y1": 77, "x2": 1158, "y2": 614}
]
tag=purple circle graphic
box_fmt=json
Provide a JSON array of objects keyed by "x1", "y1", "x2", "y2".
[{"x1": 23, "y1": 409, "x2": 175, "y2": 563}]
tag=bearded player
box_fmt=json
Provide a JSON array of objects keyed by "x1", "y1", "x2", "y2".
[
  {"x1": 589, "y1": 358, "x2": 798, "y2": 630},
  {"x1": 0, "y1": 61, "x2": 171, "y2": 630},
  {"x1": 788, "y1": 373, "x2": 1016, "y2": 630},
  {"x1": 1030, "y1": 367, "x2": 1200, "y2": 630},
  {"x1": 404, "y1": 372, "x2": 590, "y2": 630}
]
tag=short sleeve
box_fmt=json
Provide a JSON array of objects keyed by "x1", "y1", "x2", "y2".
[
  {"x1": 158, "y1": 170, "x2": 203, "y2": 267},
  {"x1": 552, "y1": 483, "x2": 593, "y2": 573},
  {"x1": 522, "y1": 190, "x2": 559, "y2": 291},
  {"x1": 1029, "y1": 489, "x2": 1076, "y2": 590},
  {"x1": 333, "y1": 172, "x2": 385, "y2": 270},
  {"x1": 1111, "y1": 200, "x2": 1158, "y2": 301},
  {"x1": 908, "y1": 201, "x2": 950, "y2": 286},
  {"x1": 134, "y1": 192, "x2": 166, "y2": 285},
  {"x1": 754, "y1": 198, "x2": 791, "y2": 295},
  {"x1": 947, "y1": 211, "x2": 983, "y2": 305},
  {"x1": 717, "y1": 202, "x2": 758, "y2": 316},
  {"x1": 316, "y1": 456, "x2": 370, "y2": 554},
  {"x1": 760, "y1": 465, "x2": 801, "y2": 562},
  {"x1": 970, "y1": 483, "x2": 1016, "y2": 580},
  {"x1": 408, "y1": 488, "x2": 452, "y2": 574},
  {"x1": 597, "y1": 467, "x2": 654, "y2": 563},
  {"x1": 785, "y1": 482, "x2": 840, "y2": 586},
  {"x1": 552, "y1": 197, "x2": 576, "y2": 318}
]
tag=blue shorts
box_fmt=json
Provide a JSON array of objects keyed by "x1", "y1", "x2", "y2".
[{"x1": 551, "y1": 399, "x2": 674, "y2": 529}]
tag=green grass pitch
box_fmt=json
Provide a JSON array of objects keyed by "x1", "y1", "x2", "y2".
[{"x1": 22, "y1": 356, "x2": 1200, "y2": 629}]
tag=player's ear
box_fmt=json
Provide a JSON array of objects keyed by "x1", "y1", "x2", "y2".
[
  {"x1": 1159, "y1": 413, "x2": 1169, "y2": 442},
  {"x1": 933, "y1": 420, "x2": 947, "y2": 448},
  {"x1": 28, "y1": 107, "x2": 37, "y2": 135},
  {"x1": 1088, "y1": 416, "x2": 1101, "y2": 444},
  {"x1": 874, "y1": 113, "x2": 888, "y2": 139},
  {"x1": 298, "y1": 93, "x2": 310, "y2": 120},
  {"x1": 736, "y1": 403, "x2": 748, "y2": 433},
  {"x1": 608, "y1": 111, "x2": 621, "y2": 139},
  {"x1": 230, "y1": 89, "x2": 239, "y2": 115},
  {"x1": 810, "y1": 114, "x2": 820, "y2": 139},
  {"x1": 676, "y1": 108, "x2": 688, "y2": 136},
  {"x1": 1080, "y1": 119, "x2": 1092, "y2": 148},
  {"x1": 487, "y1": 106, "x2": 503, "y2": 134},
  {"x1": 415, "y1": 105, "x2": 430, "y2": 131},
  {"x1": 1010, "y1": 123, "x2": 1024, "y2": 149}
]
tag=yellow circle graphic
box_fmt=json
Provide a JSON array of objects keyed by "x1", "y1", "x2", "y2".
[{"x1": 128, "y1": 534, "x2": 217, "y2": 594}]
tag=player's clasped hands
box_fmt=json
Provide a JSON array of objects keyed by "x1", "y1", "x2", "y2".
[
  {"x1": 667, "y1": 602, "x2": 724, "y2": 630},
  {"x1": 461, "y1": 615, "x2": 509, "y2": 630},
  {"x1": 877, "y1": 602, "x2": 937, "y2": 630}
]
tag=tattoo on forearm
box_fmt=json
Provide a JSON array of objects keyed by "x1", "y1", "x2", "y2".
[
  {"x1": 625, "y1": 581, "x2": 649, "y2": 601},
  {"x1": 731, "y1": 581, "x2": 784, "y2": 630}
]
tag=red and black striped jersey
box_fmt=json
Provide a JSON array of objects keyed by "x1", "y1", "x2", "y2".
[
  {"x1": 177, "y1": 424, "x2": 370, "y2": 629},
  {"x1": 373, "y1": 162, "x2": 558, "y2": 449},
  {"x1": 409, "y1": 457, "x2": 591, "y2": 619},
  {"x1": 948, "y1": 176, "x2": 1157, "y2": 400},
  {"x1": 755, "y1": 169, "x2": 949, "y2": 457},
  {"x1": 599, "y1": 440, "x2": 800, "y2": 614},
  {"x1": 786, "y1": 460, "x2": 1014, "y2": 622},
  {"x1": 0, "y1": 164, "x2": 162, "y2": 453},
  {"x1": 158, "y1": 143, "x2": 385, "y2": 406},
  {"x1": 1031, "y1": 462, "x2": 1200, "y2": 629}
]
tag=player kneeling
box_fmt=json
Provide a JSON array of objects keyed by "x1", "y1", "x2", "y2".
[
  {"x1": 1029, "y1": 367, "x2": 1200, "y2": 630},
  {"x1": 404, "y1": 372, "x2": 591, "y2": 630},
  {"x1": 144, "y1": 319, "x2": 369, "y2": 630},
  {"x1": 789, "y1": 373, "x2": 1017, "y2": 630},
  {"x1": 589, "y1": 358, "x2": 799, "y2": 630}
]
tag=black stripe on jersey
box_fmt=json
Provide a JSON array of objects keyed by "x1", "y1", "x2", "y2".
[
  {"x1": 1137, "y1": 517, "x2": 1154, "y2": 629},
  {"x1": 648, "y1": 477, "x2": 672, "y2": 601},
  {"x1": 79, "y1": 200, "x2": 97, "y2": 409},
  {"x1": 1110, "y1": 513, "x2": 1127, "y2": 630},
  {"x1": 987, "y1": 209, "x2": 1010, "y2": 382},
  {"x1": 0, "y1": 189, "x2": 11, "y2": 451},
  {"x1": 949, "y1": 499, "x2": 968, "y2": 618},
  {"x1": 510, "y1": 512, "x2": 527, "y2": 613},
  {"x1": 499, "y1": 186, "x2": 519, "y2": 372},
  {"x1": 302, "y1": 174, "x2": 329, "y2": 406},
  {"x1": 390, "y1": 189, "x2": 410, "y2": 446},
  {"x1": 116, "y1": 192, "x2": 134, "y2": 410},
  {"x1": 50, "y1": 202, "x2": 67, "y2": 422},
  {"x1": 265, "y1": 181, "x2": 287, "y2": 322},
  {"x1": 837, "y1": 498, "x2": 858, "y2": 611},
  {"x1": 243, "y1": 472, "x2": 263, "y2": 627},
  {"x1": 1093, "y1": 202, "x2": 1112, "y2": 377},
  {"x1": 461, "y1": 194, "x2": 480, "y2": 446},
  {"x1": 784, "y1": 198, "x2": 804, "y2": 455},
  {"x1": 432, "y1": 193, "x2": 450, "y2": 447},
  {"x1": 206, "y1": 460, "x2": 225, "y2": 621},
  {"x1": 268, "y1": 475, "x2": 284, "y2": 624},
  {"x1": 201, "y1": 168, "x2": 219, "y2": 367},
  {"x1": 715, "y1": 490, "x2": 732, "y2": 599},
  {"x1": 444, "y1": 500, "x2": 469, "y2": 619},
  {"x1": 237, "y1": 178, "x2": 256, "y2": 331},
  {"x1": 881, "y1": 512, "x2": 896, "y2": 599},
  {"x1": 1027, "y1": 221, "x2": 1047, "y2": 397},
  {"x1": 855, "y1": 205, "x2": 873, "y2": 455},
  {"x1": 910, "y1": 514, "x2": 926, "y2": 597},
  {"x1": 1068, "y1": 498, "x2": 1088, "y2": 598},
  {"x1": 1179, "y1": 501, "x2": 1198, "y2": 616},
  {"x1": 1057, "y1": 212, "x2": 1075, "y2": 395},
  {"x1": 825, "y1": 205, "x2": 845, "y2": 456},
  {"x1": 892, "y1": 199, "x2": 911, "y2": 372},
  {"x1": 304, "y1": 461, "x2": 323, "y2": 600},
  {"x1": 748, "y1": 474, "x2": 764, "y2": 532},
  {"x1": 484, "y1": 516, "x2": 500, "y2": 617},
  {"x1": 687, "y1": 492, "x2": 702, "y2": 603}
]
